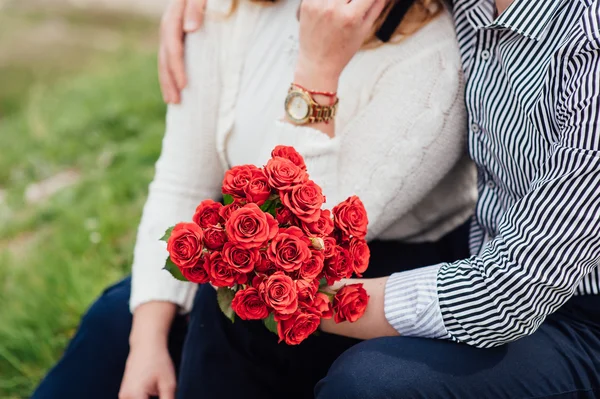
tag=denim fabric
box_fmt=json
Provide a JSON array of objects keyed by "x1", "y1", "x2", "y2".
[
  {"x1": 315, "y1": 294, "x2": 600, "y2": 399},
  {"x1": 176, "y1": 225, "x2": 471, "y2": 399},
  {"x1": 31, "y1": 277, "x2": 188, "y2": 399}
]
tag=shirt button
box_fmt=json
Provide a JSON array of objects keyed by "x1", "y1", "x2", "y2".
[
  {"x1": 487, "y1": 180, "x2": 496, "y2": 189},
  {"x1": 471, "y1": 123, "x2": 480, "y2": 133},
  {"x1": 481, "y1": 50, "x2": 491, "y2": 60}
]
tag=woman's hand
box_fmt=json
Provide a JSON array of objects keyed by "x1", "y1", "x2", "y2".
[
  {"x1": 295, "y1": 0, "x2": 386, "y2": 91},
  {"x1": 159, "y1": 0, "x2": 206, "y2": 104},
  {"x1": 119, "y1": 302, "x2": 178, "y2": 399}
]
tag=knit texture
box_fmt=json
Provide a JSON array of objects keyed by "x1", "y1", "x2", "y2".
[{"x1": 130, "y1": 1, "x2": 477, "y2": 313}]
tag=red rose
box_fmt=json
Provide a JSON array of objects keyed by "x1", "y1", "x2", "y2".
[
  {"x1": 323, "y1": 236, "x2": 337, "y2": 259},
  {"x1": 301, "y1": 209, "x2": 334, "y2": 236},
  {"x1": 207, "y1": 252, "x2": 247, "y2": 287},
  {"x1": 333, "y1": 284, "x2": 369, "y2": 323},
  {"x1": 203, "y1": 226, "x2": 227, "y2": 251},
  {"x1": 231, "y1": 287, "x2": 269, "y2": 320},
  {"x1": 180, "y1": 256, "x2": 211, "y2": 284},
  {"x1": 222, "y1": 242, "x2": 259, "y2": 273},
  {"x1": 252, "y1": 273, "x2": 267, "y2": 288},
  {"x1": 299, "y1": 250, "x2": 325, "y2": 280},
  {"x1": 277, "y1": 310, "x2": 320, "y2": 345},
  {"x1": 267, "y1": 227, "x2": 312, "y2": 272},
  {"x1": 309, "y1": 292, "x2": 333, "y2": 319},
  {"x1": 347, "y1": 237, "x2": 370, "y2": 277},
  {"x1": 264, "y1": 157, "x2": 308, "y2": 191},
  {"x1": 259, "y1": 271, "x2": 298, "y2": 317},
  {"x1": 333, "y1": 196, "x2": 368, "y2": 239},
  {"x1": 323, "y1": 246, "x2": 353, "y2": 285},
  {"x1": 271, "y1": 145, "x2": 307, "y2": 171},
  {"x1": 192, "y1": 199, "x2": 223, "y2": 228},
  {"x1": 222, "y1": 164, "x2": 261, "y2": 198},
  {"x1": 219, "y1": 201, "x2": 244, "y2": 222},
  {"x1": 296, "y1": 279, "x2": 319, "y2": 305},
  {"x1": 167, "y1": 223, "x2": 204, "y2": 269},
  {"x1": 245, "y1": 169, "x2": 272, "y2": 205},
  {"x1": 276, "y1": 206, "x2": 297, "y2": 226},
  {"x1": 281, "y1": 180, "x2": 325, "y2": 223},
  {"x1": 225, "y1": 203, "x2": 279, "y2": 249},
  {"x1": 255, "y1": 251, "x2": 277, "y2": 275}
]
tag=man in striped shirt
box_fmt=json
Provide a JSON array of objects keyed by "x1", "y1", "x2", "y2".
[
  {"x1": 158, "y1": 0, "x2": 600, "y2": 397},
  {"x1": 315, "y1": 0, "x2": 600, "y2": 397}
]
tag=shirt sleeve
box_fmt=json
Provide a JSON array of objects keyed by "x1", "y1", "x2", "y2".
[
  {"x1": 384, "y1": 30, "x2": 600, "y2": 348},
  {"x1": 385, "y1": 265, "x2": 450, "y2": 338}
]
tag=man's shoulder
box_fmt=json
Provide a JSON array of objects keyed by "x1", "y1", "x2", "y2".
[{"x1": 577, "y1": 0, "x2": 600, "y2": 47}]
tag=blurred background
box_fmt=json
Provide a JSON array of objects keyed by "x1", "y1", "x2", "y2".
[{"x1": 0, "y1": 0, "x2": 167, "y2": 396}]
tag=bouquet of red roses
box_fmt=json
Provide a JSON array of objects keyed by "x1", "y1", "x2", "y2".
[{"x1": 161, "y1": 146, "x2": 370, "y2": 345}]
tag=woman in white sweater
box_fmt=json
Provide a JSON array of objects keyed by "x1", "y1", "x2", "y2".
[{"x1": 33, "y1": 0, "x2": 476, "y2": 398}]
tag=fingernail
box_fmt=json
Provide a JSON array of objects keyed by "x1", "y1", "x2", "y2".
[{"x1": 184, "y1": 20, "x2": 199, "y2": 32}]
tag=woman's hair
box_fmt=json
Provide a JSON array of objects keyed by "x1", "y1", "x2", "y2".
[{"x1": 230, "y1": 0, "x2": 443, "y2": 47}]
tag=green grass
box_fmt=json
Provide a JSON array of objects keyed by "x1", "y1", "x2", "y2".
[{"x1": 0, "y1": 7, "x2": 164, "y2": 398}]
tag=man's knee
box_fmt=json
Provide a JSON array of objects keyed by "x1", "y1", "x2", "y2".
[
  {"x1": 315, "y1": 337, "x2": 468, "y2": 399},
  {"x1": 315, "y1": 337, "x2": 423, "y2": 399}
]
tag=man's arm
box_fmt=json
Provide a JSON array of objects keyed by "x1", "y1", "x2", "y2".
[{"x1": 323, "y1": 19, "x2": 600, "y2": 347}]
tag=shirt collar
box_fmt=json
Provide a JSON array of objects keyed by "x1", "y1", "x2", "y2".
[{"x1": 466, "y1": 0, "x2": 568, "y2": 40}]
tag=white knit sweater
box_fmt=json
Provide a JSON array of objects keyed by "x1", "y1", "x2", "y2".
[{"x1": 129, "y1": 0, "x2": 477, "y2": 313}]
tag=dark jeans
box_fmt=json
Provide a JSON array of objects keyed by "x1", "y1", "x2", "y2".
[
  {"x1": 32, "y1": 223, "x2": 600, "y2": 398},
  {"x1": 176, "y1": 224, "x2": 471, "y2": 399},
  {"x1": 31, "y1": 277, "x2": 188, "y2": 399},
  {"x1": 315, "y1": 294, "x2": 600, "y2": 398}
]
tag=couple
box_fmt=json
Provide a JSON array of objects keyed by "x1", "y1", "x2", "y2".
[{"x1": 34, "y1": 0, "x2": 600, "y2": 398}]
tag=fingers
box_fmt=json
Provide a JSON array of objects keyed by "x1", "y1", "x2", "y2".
[
  {"x1": 158, "y1": 378, "x2": 176, "y2": 399},
  {"x1": 183, "y1": 0, "x2": 206, "y2": 32},
  {"x1": 158, "y1": 46, "x2": 181, "y2": 104},
  {"x1": 118, "y1": 387, "x2": 148, "y2": 399},
  {"x1": 347, "y1": 0, "x2": 380, "y2": 14},
  {"x1": 159, "y1": 0, "x2": 187, "y2": 103},
  {"x1": 165, "y1": 30, "x2": 187, "y2": 96},
  {"x1": 363, "y1": 0, "x2": 386, "y2": 24}
]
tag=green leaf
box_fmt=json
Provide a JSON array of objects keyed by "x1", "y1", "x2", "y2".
[
  {"x1": 260, "y1": 199, "x2": 273, "y2": 212},
  {"x1": 268, "y1": 201, "x2": 279, "y2": 216},
  {"x1": 319, "y1": 277, "x2": 328, "y2": 288},
  {"x1": 263, "y1": 313, "x2": 278, "y2": 335},
  {"x1": 223, "y1": 194, "x2": 234, "y2": 205},
  {"x1": 217, "y1": 287, "x2": 236, "y2": 323},
  {"x1": 163, "y1": 257, "x2": 187, "y2": 281},
  {"x1": 259, "y1": 198, "x2": 279, "y2": 217},
  {"x1": 159, "y1": 226, "x2": 174, "y2": 242}
]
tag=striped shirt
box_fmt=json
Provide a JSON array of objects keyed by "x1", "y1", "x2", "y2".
[{"x1": 384, "y1": 0, "x2": 600, "y2": 348}]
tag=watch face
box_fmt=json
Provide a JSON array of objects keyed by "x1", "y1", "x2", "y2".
[{"x1": 285, "y1": 91, "x2": 311, "y2": 123}]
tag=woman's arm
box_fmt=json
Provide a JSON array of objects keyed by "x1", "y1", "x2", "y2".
[
  {"x1": 130, "y1": 21, "x2": 225, "y2": 315},
  {"x1": 265, "y1": 24, "x2": 471, "y2": 239},
  {"x1": 121, "y1": 10, "x2": 226, "y2": 399},
  {"x1": 265, "y1": 23, "x2": 472, "y2": 342}
]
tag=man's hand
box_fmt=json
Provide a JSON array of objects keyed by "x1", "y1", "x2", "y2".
[
  {"x1": 319, "y1": 277, "x2": 399, "y2": 340},
  {"x1": 159, "y1": 0, "x2": 207, "y2": 104}
]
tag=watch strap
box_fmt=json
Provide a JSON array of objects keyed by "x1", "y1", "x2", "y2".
[
  {"x1": 287, "y1": 85, "x2": 338, "y2": 125},
  {"x1": 309, "y1": 97, "x2": 339, "y2": 124}
]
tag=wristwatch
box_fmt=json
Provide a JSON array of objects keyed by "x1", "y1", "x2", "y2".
[{"x1": 284, "y1": 85, "x2": 338, "y2": 125}]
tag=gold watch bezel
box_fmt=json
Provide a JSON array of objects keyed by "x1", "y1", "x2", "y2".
[{"x1": 285, "y1": 89, "x2": 313, "y2": 125}]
